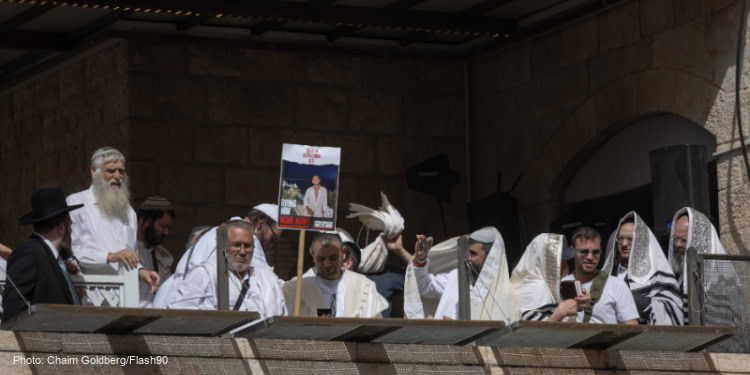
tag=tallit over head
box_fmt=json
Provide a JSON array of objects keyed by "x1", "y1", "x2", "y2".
[
  {"x1": 510, "y1": 233, "x2": 567, "y2": 321},
  {"x1": 667, "y1": 207, "x2": 726, "y2": 292},
  {"x1": 404, "y1": 227, "x2": 518, "y2": 323},
  {"x1": 347, "y1": 192, "x2": 404, "y2": 273},
  {"x1": 603, "y1": 211, "x2": 683, "y2": 325}
]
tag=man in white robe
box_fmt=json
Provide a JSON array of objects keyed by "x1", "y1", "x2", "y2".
[
  {"x1": 303, "y1": 175, "x2": 329, "y2": 217},
  {"x1": 153, "y1": 204, "x2": 282, "y2": 308},
  {"x1": 403, "y1": 227, "x2": 517, "y2": 323},
  {"x1": 282, "y1": 232, "x2": 388, "y2": 317},
  {"x1": 169, "y1": 220, "x2": 286, "y2": 320},
  {"x1": 603, "y1": 211, "x2": 683, "y2": 325},
  {"x1": 67, "y1": 147, "x2": 160, "y2": 305}
]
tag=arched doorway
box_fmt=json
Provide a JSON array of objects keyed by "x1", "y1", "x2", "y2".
[{"x1": 551, "y1": 113, "x2": 718, "y2": 248}]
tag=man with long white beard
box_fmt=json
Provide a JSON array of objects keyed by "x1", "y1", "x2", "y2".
[
  {"x1": 169, "y1": 220, "x2": 286, "y2": 319},
  {"x1": 67, "y1": 147, "x2": 160, "y2": 305}
]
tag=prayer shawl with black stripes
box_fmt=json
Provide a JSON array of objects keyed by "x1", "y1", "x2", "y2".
[
  {"x1": 603, "y1": 211, "x2": 683, "y2": 325},
  {"x1": 510, "y1": 233, "x2": 571, "y2": 322}
]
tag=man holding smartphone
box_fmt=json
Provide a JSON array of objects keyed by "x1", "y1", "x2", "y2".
[{"x1": 551, "y1": 227, "x2": 638, "y2": 324}]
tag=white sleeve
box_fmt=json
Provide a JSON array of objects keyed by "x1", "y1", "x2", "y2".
[
  {"x1": 613, "y1": 278, "x2": 640, "y2": 322},
  {"x1": 413, "y1": 259, "x2": 451, "y2": 299},
  {"x1": 68, "y1": 202, "x2": 110, "y2": 268},
  {"x1": 169, "y1": 266, "x2": 214, "y2": 310}
]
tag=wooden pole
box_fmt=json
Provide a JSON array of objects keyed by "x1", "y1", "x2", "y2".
[
  {"x1": 294, "y1": 230, "x2": 306, "y2": 316},
  {"x1": 216, "y1": 223, "x2": 229, "y2": 310},
  {"x1": 457, "y1": 235, "x2": 470, "y2": 320}
]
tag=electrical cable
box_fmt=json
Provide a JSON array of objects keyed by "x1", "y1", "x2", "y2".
[{"x1": 735, "y1": 0, "x2": 750, "y2": 194}]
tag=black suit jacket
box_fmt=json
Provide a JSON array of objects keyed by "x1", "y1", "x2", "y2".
[{"x1": 2, "y1": 234, "x2": 74, "y2": 321}]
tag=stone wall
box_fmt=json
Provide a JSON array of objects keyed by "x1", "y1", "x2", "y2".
[
  {"x1": 469, "y1": 0, "x2": 750, "y2": 254},
  {"x1": 125, "y1": 37, "x2": 467, "y2": 279},
  {"x1": 0, "y1": 41, "x2": 129, "y2": 246}
]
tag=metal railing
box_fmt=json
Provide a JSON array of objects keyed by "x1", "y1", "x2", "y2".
[
  {"x1": 0, "y1": 265, "x2": 139, "y2": 309},
  {"x1": 688, "y1": 248, "x2": 750, "y2": 353}
]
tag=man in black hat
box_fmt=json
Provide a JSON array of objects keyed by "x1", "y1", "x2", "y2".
[{"x1": 2, "y1": 187, "x2": 83, "y2": 321}]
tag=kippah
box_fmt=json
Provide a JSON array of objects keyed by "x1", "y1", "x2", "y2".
[{"x1": 139, "y1": 196, "x2": 174, "y2": 211}]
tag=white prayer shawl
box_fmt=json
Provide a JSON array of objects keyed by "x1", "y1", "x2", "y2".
[
  {"x1": 67, "y1": 186, "x2": 138, "y2": 274},
  {"x1": 169, "y1": 260, "x2": 286, "y2": 321},
  {"x1": 602, "y1": 211, "x2": 683, "y2": 325},
  {"x1": 281, "y1": 270, "x2": 388, "y2": 318},
  {"x1": 303, "y1": 186, "x2": 329, "y2": 217},
  {"x1": 152, "y1": 217, "x2": 269, "y2": 308},
  {"x1": 347, "y1": 192, "x2": 405, "y2": 274},
  {"x1": 403, "y1": 227, "x2": 518, "y2": 323},
  {"x1": 510, "y1": 233, "x2": 570, "y2": 322}
]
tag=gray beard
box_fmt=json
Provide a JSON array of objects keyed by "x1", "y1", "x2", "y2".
[
  {"x1": 671, "y1": 252, "x2": 684, "y2": 276},
  {"x1": 93, "y1": 174, "x2": 131, "y2": 224}
]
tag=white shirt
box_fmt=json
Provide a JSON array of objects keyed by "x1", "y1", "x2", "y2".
[
  {"x1": 169, "y1": 260, "x2": 287, "y2": 321},
  {"x1": 413, "y1": 260, "x2": 476, "y2": 320},
  {"x1": 561, "y1": 274, "x2": 639, "y2": 324},
  {"x1": 303, "y1": 186, "x2": 329, "y2": 217},
  {"x1": 314, "y1": 276, "x2": 342, "y2": 313},
  {"x1": 615, "y1": 264, "x2": 628, "y2": 280},
  {"x1": 67, "y1": 186, "x2": 138, "y2": 274}
]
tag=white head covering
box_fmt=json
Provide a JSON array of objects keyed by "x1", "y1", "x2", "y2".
[
  {"x1": 347, "y1": 192, "x2": 404, "y2": 273},
  {"x1": 667, "y1": 207, "x2": 726, "y2": 291},
  {"x1": 603, "y1": 211, "x2": 683, "y2": 325},
  {"x1": 510, "y1": 233, "x2": 568, "y2": 321},
  {"x1": 403, "y1": 227, "x2": 518, "y2": 323},
  {"x1": 253, "y1": 203, "x2": 279, "y2": 223}
]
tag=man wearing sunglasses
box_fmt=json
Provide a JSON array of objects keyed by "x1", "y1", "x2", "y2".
[{"x1": 552, "y1": 227, "x2": 638, "y2": 324}]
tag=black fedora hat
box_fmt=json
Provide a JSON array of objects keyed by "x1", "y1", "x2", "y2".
[{"x1": 19, "y1": 187, "x2": 83, "y2": 225}]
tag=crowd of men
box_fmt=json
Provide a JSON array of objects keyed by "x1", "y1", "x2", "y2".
[{"x1": 0, "y1": 147, "x2": 729, "y2": 328}]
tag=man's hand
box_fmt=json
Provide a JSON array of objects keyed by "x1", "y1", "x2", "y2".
[
  {"x1": 139, "y1": 269, "x2": 160, "y2": 294},
  {"x1": 64, "y1": 259, "x2": 81, "y2": 276},
  {"x1": 413, "y1": 235, "x2": 433, "y2": 263},
  {"x1": 574, "y1": 288, "x2": 591, "y2": 309},
  {"x1": 548, "y1": 299, "x2": 579, "y2": 321},
  {"x1": 107, "y1": 249, "x2": 139, "y2": 268},
  {"x1": 306, "y1": 207, "x2": 314, "y2": 216},
  {"x1": 385, "y1": 233, "x2": 413, "y2": 264}
]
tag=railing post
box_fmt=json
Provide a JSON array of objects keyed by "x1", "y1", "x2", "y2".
[{"x1": 119, "y1": 265, "x2": 139, "y2": 308}]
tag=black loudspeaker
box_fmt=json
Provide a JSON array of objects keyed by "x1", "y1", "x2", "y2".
[
  {"x1": 467, "y1": 193, "x2": 522, "y2": 270},
  {"x1": 406, "y1": 154, "x2": 460, "y2": 202},
  {"x1": 649, "y1": 144, "x2": 711, "y2": 248}
]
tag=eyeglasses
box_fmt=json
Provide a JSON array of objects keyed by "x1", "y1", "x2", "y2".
[
  {"x1": 266, "y1": 222, "x2": 280, "y2": 242},
  {"x1": 577, "y1": 249, "x2": 602, "y2": 256}
]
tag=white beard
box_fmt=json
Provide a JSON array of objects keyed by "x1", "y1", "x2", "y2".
[{"x1": 93, "y1": 172, "x2": 131, "y2": 224}]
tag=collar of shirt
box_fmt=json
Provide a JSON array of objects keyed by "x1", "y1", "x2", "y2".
[{"x1": 34, "y1": 232, "x2": 59, "y2": 260}]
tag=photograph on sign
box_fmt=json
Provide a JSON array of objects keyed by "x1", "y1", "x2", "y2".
[{"x1": 278, "y1": 144, "x2": 341, "y2": 231}]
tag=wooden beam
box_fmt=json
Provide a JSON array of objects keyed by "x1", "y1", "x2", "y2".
[
  {"x1": 399, "y1": 30, "x2": 431, "y2": 47},
  {"x1": 0, "y1": 4, "x2": 56, "y2": 31},
  {"x1": 67, "y1": 10, "x2": 133, "y2": 42},
  {"x1": 326, "y1": 24, "x2": 362, "y2": 42},
  {"x1": 384, "y1": 0, "x2": 428, "y2": 12},
  {"x1": 459, "y1": 0, "x2": 517, "y2": 17},
  {"x1": 176, "y1": 12, "x2": 216, "y2": 31},
  {"x1": 326, "y1": 0, "x2": 429, "y2": 42},
  {"x1": 251, "y1": 19, "x2": 287, "y2": 36},
  {"x1": 0, "y1": 31, "x2": 67, "y2": 50}
]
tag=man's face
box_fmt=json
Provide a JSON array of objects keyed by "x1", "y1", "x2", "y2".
[
  {"x1": 255, "y1": 220, "x2": 281, "y2": 251},
  {"x1": 313, "y1": 242, "x2": 343, "y2": 280},
  {"x1": 468, "y1": 243, "x2": 488, "y2": 276},
  {"x1": 617, "y1": 223, "x2": 634, "y2": 260},
  {"x1": 227, "y1": 226, "x2": 254, "y2": 274},
  {"x1": 143, "y1": 213, "x2": 173, "y2": 247},
  {"x1": 573, "y1": 237, "x2": 601, "y2": 275},
  {"x1": 673, "y1": 216, "x2": 690, "y2": 258},
  {"x1": 312, "y1": 175, "x2": 320, "y2": 186},
  {"x1": 94, "y1": 160, "x2": 126, "y2": 190},
  {"x1": 59, "y1": 216, "x2": 74, "y2": 259}
]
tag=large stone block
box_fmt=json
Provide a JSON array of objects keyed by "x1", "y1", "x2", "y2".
[
  {"x1": 128, "y1": 39, "x2": 189, "y2": 75},
  {"x1": 249, "y1": 128, "x2": 326, "y2": 168},
  {"x1": 497, "y1": 43, "x2": 532, "y2": 91},
  {"x1": 470, "y1": 53, "x2": 500, "y2": 100},
  {"x1": 598, "y1": 1, "x2": 641, "y2": 53},
  {"x1": 418, "y1": 62, "x2": 464, "y2": 95},
  {"x1": 58, "y1": 60, "x2": 86, "y2": 101},
  {"x1": 716, "y1": 149, "x2": 750, "y2": 190},
  {"x1": 128, "y1": 73, "x2": 155, "y2": 118},
  {"x1": 128, "y1": 160, "x2": 158, "y2": 201},
  {"x1": 224, "y1": 168, "x2": 279, "y2": 206},
  {"x1": 361, "y1": 57, "x2": 418, "y2": 92},
  {"x1": 243, "y1": 49, "x2": 307, "y2": 83},
  {"x1": 84, "y1": 43, "x2": 127, "y2": 92},
  {"x1": 718, "y1": 184, "x2": 750, "y2": 234},
  {"x1": 194, "y1": 203, "x2": 247, "y2": 229},
  {"x1": 472, "y1": 88, "x2": 517, "y2": 136},
  {"x1": 376, "y1": 137, "x2": 412, "y2": 176},
  {"x1": 189, "y1": 45, "x2": 244, "y2": 77},
  {"x1": 706, "y1": 2, "x2": 741, "y2": 58},
  {"x1": 350, "y1": 92, "x2": 403, "y2": 134},
  {"x1": 403, "y1": 95, "x2": 464, "y2": 137},
  {"x1": 560, "y1": 16, "x2": 598, "y2": 66},
  {"x1": 159, "y1": 164, "x2": 223, "y2": 204},
  {"x1": 195, "y1": 126, "x2": 249, "y2": 165},
  {"x1": 653, "y1": 17, "x2": 709, "y2": 70},
  {"x1": 531, "y1": 33, "x2": 560, "y2": 78},
  {"x1": 556, "y1": 62, "x2": 589, "y2": 112},
  {"x1": 296, "y1": 87, "x2": 349, "y2": 131},
  {"x1": 640, "y1": 0, "x2": 674, "y2": 36},
  {"x1": 128, "y1": 119, "x2": 193, "y2": 162},
  {"x1": 674, "y1": 0, "x2": 701, "y2": 25},
  {"x1": 704, "y1": 91, "x2": 749, "y2": 145},
  {"x1": 324, "y1": 134, "x2": 376, "y2": 174},
  {"x1": 589, "y1": 39, "x2": 652, "y2": 95},
  {"x1": 720, "y1": 227, "x2": 750, "y2": 255},
  {"x1": 307, "y1": 55, "x2": 361, "y2": 87},
  {"x1": 206, "y1": 81, "x2": 294, "y2": 127},
  {"x1": 637, "y1": 69, "x2": 662, "y2": 114},
  {"x1": 155, "y1": 76, "x2": 206, "y2": 121},
  {"x1": 595, "y1": 74, "x2": 638, "y2": 132}
]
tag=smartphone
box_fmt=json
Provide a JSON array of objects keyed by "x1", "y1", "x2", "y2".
[
  {"x1": 317, "y1": 308, "x2": 332, "y2": 317},
  {"x1": 560, "y1": 280, "x2": 581, "y2": 300},
  {"x1": 419, "y1": 237, "x2": 430, "y2": 255}
]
